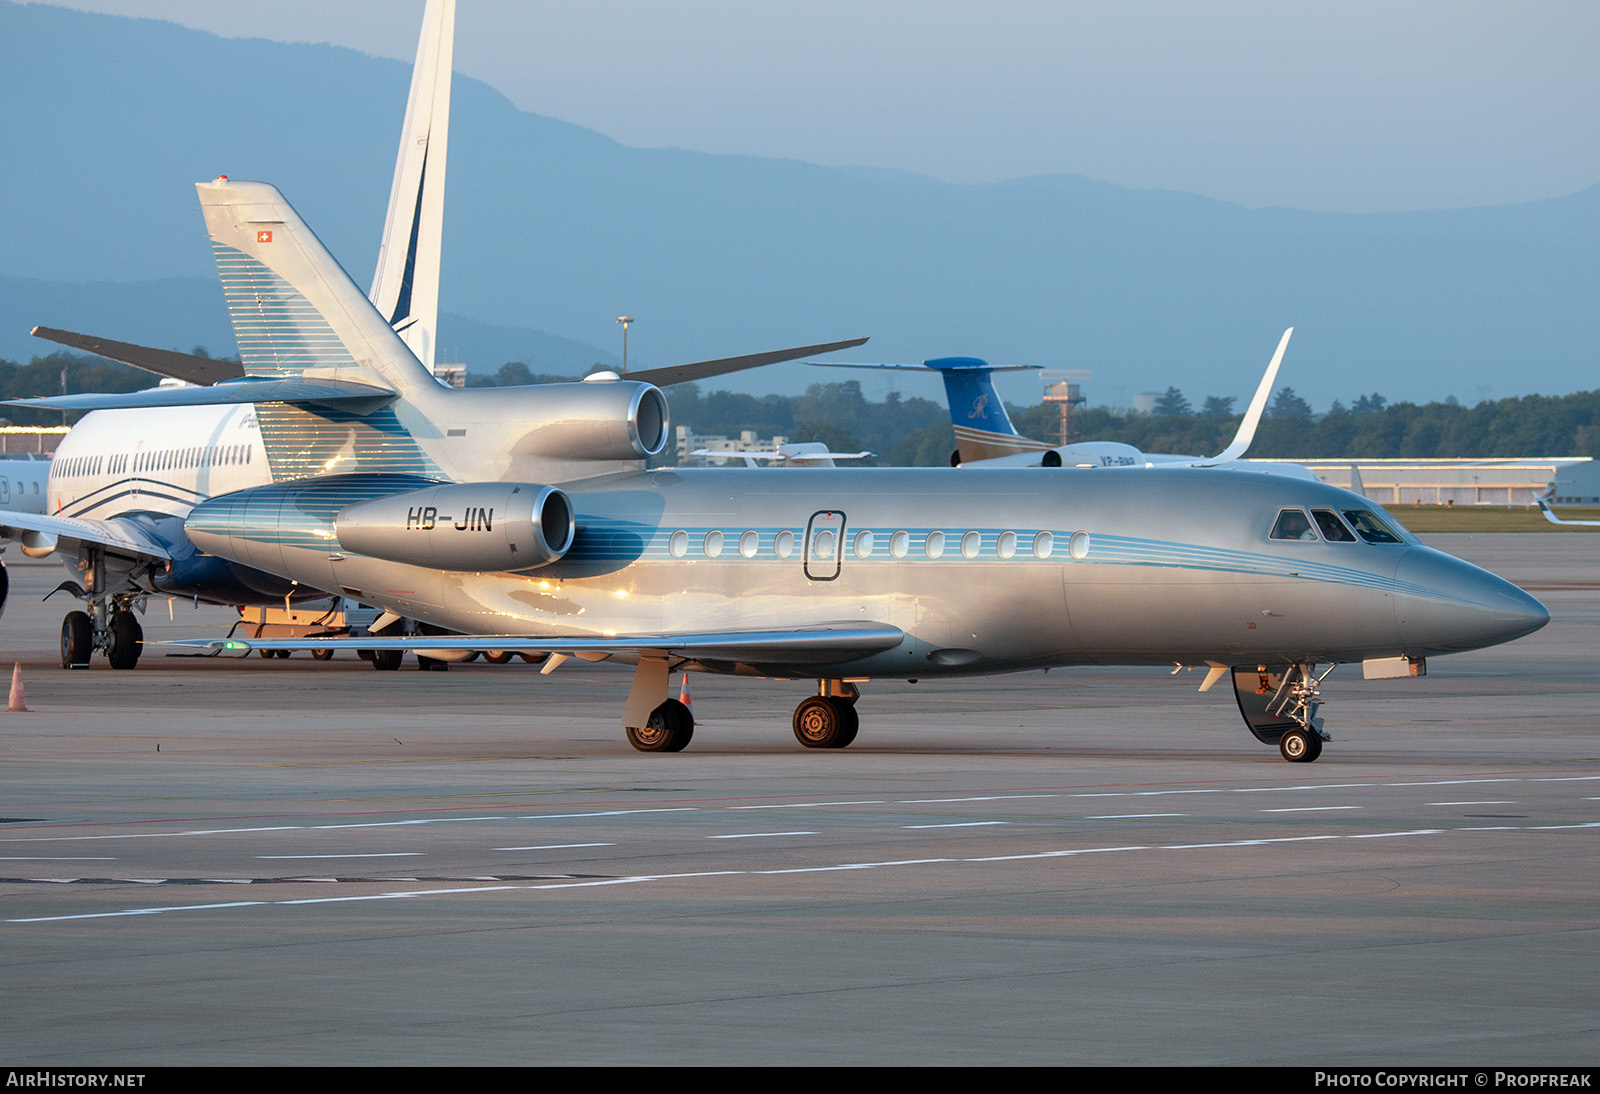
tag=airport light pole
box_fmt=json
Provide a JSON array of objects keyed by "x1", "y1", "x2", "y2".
[{"x1": 616, "y1": 316, "x2": 633, "y2": 373}]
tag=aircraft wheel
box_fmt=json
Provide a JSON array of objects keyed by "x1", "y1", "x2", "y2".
[
  {"x1": 483, "y1": 651, "x2": 513, "y2": 665},
  {"x1": 626, "y1": 698, "x2": 694, "y2": 753},
  {"x1": 369, "y1": 649, "x2": 402, "y2": 671},
  {"x1": 275, "y1": 648, "x2": 292, "y2": 659},
  {"x1": 311, "y1": 648, "x2": 334, "y2": 661},
  {"x1": 60, "y1": 611, "x2": 92, "y2": 669},
  {"x1": 106, "y1": 612, "x2": 142, "y2": 671},
  {"x1": 1278, "y1": 728, "x2": 1321, "y2": 763},
  {"x1": 793, "y1": 696, "x2": 857, "y2": 749},
  {"x1": 258, "y1": 648, "x2": 275, "y2": 659}
]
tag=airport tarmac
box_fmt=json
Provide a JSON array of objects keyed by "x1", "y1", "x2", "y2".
[{"x1": 0, "y1": 533, "x2": 1595, "y2": 1065}]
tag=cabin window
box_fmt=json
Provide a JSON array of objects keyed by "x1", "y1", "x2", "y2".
[
  {"x1": 668, "y1": 530, "x2": 689, "y2": 558},
  {"x1": 739, "y1": 530, "x2": 759, "y2": 558},
  {"x1": 1342, "y1": 509, "x2": 1403, "y2": 544},
  {"x1": 853, "y1": 530, "x2": 874, "y2": 558},
  {"x1": 961, "y1": 531, "x2": 982, "y2": 559},
  {"x1": 811, "y1": 529, "x2": 836, "y2": 560},
  {"x1": 889, "y1": 530, "x2": 910, "y2": 559},
  {"x1": 924, "y1": 531, "x2": 945, "y2": 559},
  {"x1": 1069, "y1": 530, "x2": 1090, "y2": 559},
  {"x1": 1032, "y1": 531, "x2": 1054, "y2": 559},
  {"x1": 1270, "y1": 509, "x2": 1318, "y2": 541},
  {"x1": 774, "y1": 530, "x2": 795, "y2": 559},
  {"x1": 1312, "y1": 510, "x2": 1357, "y2": 542},
  {"x1": 703, "y1": 530, "x2": 724, "y2": 558},
  {"x1": 996, "y1": 531, "x2": 1016, "y2": 559}
]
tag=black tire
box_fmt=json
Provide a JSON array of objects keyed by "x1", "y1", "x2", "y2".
[
  {"x1": 1278, "y1": 728, "x2": 1320, "y2": 763},
  {"x1": 258, "y1": 648, "x2": 275, "y2": 659},
  {"x1": 836, "y1": 702, "x2": 860, "y2": 748},
  {"x1": 370, "y1": 649, "x2": 402, "y2": 671},
  {"x1": 626, "y1": 698, "x2": 694, "y2": 752},
  {"x1": 60, "y1": 611, "x2": 92, "y2": 669},
  {"x1": 310, "y1": 648, "x2": 334, "y2": 661},
  {"x1": 483, "y1": 651, "x2": 513, "y2": 665},
  {"x1": 793, "y1": 695, "x2": 856, "y2": 749},
  {"x1": 106, "y1": 612, "x2": 142, "y2": 670}
]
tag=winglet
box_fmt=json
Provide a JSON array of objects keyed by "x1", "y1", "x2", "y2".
[{"x1": 1199, "y1": 327, "x2": 1292, "y2": 466}]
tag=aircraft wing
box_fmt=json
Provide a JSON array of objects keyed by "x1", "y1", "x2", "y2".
[
  {"x1": 31, "y1": 326, "x2": 245, "y2": 386},
  {"x1": 629, "y1": 337, "x2": 870, "y2": 387},
  {"x1": 4, "y1": 375, "x2": 396, "y2": 412},
  {"x1": 0, "y1": 511, "x2": 175, "y2": 561},
  {"x1": 178, "y1": 623, "x2": 905, "y2": 662}
]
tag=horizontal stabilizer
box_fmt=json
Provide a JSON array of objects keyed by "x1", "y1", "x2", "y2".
[
  {"x1": 31, "y1": 327, "x2": 244, "y2": 386},
  {"x1": 174, "y1": 623, "x2": 905, "y2": 663},
  {"x1": 5, "y1": 375, "x2": 396, "y2": 412},
  {"x1": 631, "y1": 337, "x2": 869, "y2": 386}
]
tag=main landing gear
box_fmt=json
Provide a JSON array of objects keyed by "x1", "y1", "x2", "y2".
[
  {"x1": 1231, "y1": 662, "x2": 1333, "y2": 763},
  {"x1": 619, "y1": 664, "x2": 865, "y2": 753},
  {"x1": 627, "y1": 698, "x2": 694, "y2": 752},
  {"x1": 793, "y1": 682, "x2": 859, "y2": 749},
  {"x1": 56, "y1": 548, "x2": 144, "y2": 670}
]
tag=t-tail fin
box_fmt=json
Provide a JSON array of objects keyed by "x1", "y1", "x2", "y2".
[
  {"x1": 370, "y1": 0, "x2": 454, "y2": 371},
  {"x1": 199, "y1": 177, "x2": 435, "y2": 394},
  {"x1": 198, "y1": 177, "x2": 444, "y2": 482},
  {"x1": 923, "y1": 357, "x2": 1053, "y2": 462}
]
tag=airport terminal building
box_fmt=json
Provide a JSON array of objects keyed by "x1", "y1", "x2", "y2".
[{"x1": 1251, "y1": 457, "x2": 1600, "y2": 506}]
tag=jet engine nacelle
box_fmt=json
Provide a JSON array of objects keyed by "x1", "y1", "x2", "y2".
[
  {"x1": 335, "y1": 481, "x2": 574, "y2": 572},
  {"x1": 19, "y1": 530, "x2": 57, "y2": 558},
  {"x1": 501, "y1": 380, "x2": 670, "y2": 462}
]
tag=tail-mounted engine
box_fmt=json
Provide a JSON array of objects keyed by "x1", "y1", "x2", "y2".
[{"x1": 336, "y1": 482, "x2": 574, "y2": 572}]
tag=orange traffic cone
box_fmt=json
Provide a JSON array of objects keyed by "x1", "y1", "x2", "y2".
[
  {"x1": 678, "y1": 671, "x2": 693, "y2": 710},
  {"x1": 7, "y1": 662, "x2": 28, "y2": 713}
]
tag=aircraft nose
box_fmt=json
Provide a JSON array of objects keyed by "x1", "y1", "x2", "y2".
[{"x1": 1393, "y1": 547, "x2": 1549, "y2": 654}]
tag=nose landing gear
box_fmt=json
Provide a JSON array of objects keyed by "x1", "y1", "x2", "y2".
[{"x1": 1231, "y1": 663, "x2": 1333, "y2": 762}]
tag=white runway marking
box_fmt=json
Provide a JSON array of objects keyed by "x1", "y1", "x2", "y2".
[
  {"x1": 1085, "y1": 813, "x2": 1187, "y2": 819},
  {"x1": 256, "y1": 853, "x2": 423, "y2": 859},
  {"x1": 730, "y1": 801, "x2": 885, "y2": 810},
  {"x1": 1260, "y1": 806, "x2": 1361, "y2": 813},
  {"x1": 11, "y1": 822, "x2": 1599, "y2": 924},
  {"x1": 902, "y1": 821, "x2": 1009, "y2": 829},
  {"x1": 898, "y1": 795, "x2": 1060, "y2": 803},
  {"x1": 494, "y1": 843, "x2": 614, "y2": 851},
  {"x1": 1427, "y1": 800, "x2": 1515, "y2": 806},
  {"x1": 709, "y1": 831, "x2": 818, "y2": 840}
]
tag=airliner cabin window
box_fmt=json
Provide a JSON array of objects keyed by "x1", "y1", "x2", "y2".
[{"x1": 1270, "y1": 509, "x2": 1318, "y2": 541}]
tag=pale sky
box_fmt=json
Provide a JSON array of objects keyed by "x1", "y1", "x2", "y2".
[{"x1": 35, "y1": 0, "x2": 1600, "y2": 213}]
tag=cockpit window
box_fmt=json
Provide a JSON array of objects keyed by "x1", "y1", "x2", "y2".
[
  {"x1": 1270, "y1": 509, "x2": 1318, "y2": 541},
  {"x1": 1312, "y1": 509, "x2": 1358, "y2": 542},
  {"x1": 1341, "y1": 509, "x2": 1404, "y2": 544}
]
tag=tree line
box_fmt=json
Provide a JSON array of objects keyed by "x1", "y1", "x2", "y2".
[{"x1": 3, "y1": 352, "x2": 1594, "y2": 463}]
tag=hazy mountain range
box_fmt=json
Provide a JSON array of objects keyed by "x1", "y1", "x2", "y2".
[{"x1": 3, "y1": 1, "x2": 1596, "y2": 411}]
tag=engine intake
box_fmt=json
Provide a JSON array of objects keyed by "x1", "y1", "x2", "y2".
[{"x1": 336, "y1": 482, "x2": 573, "y2": 572}]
